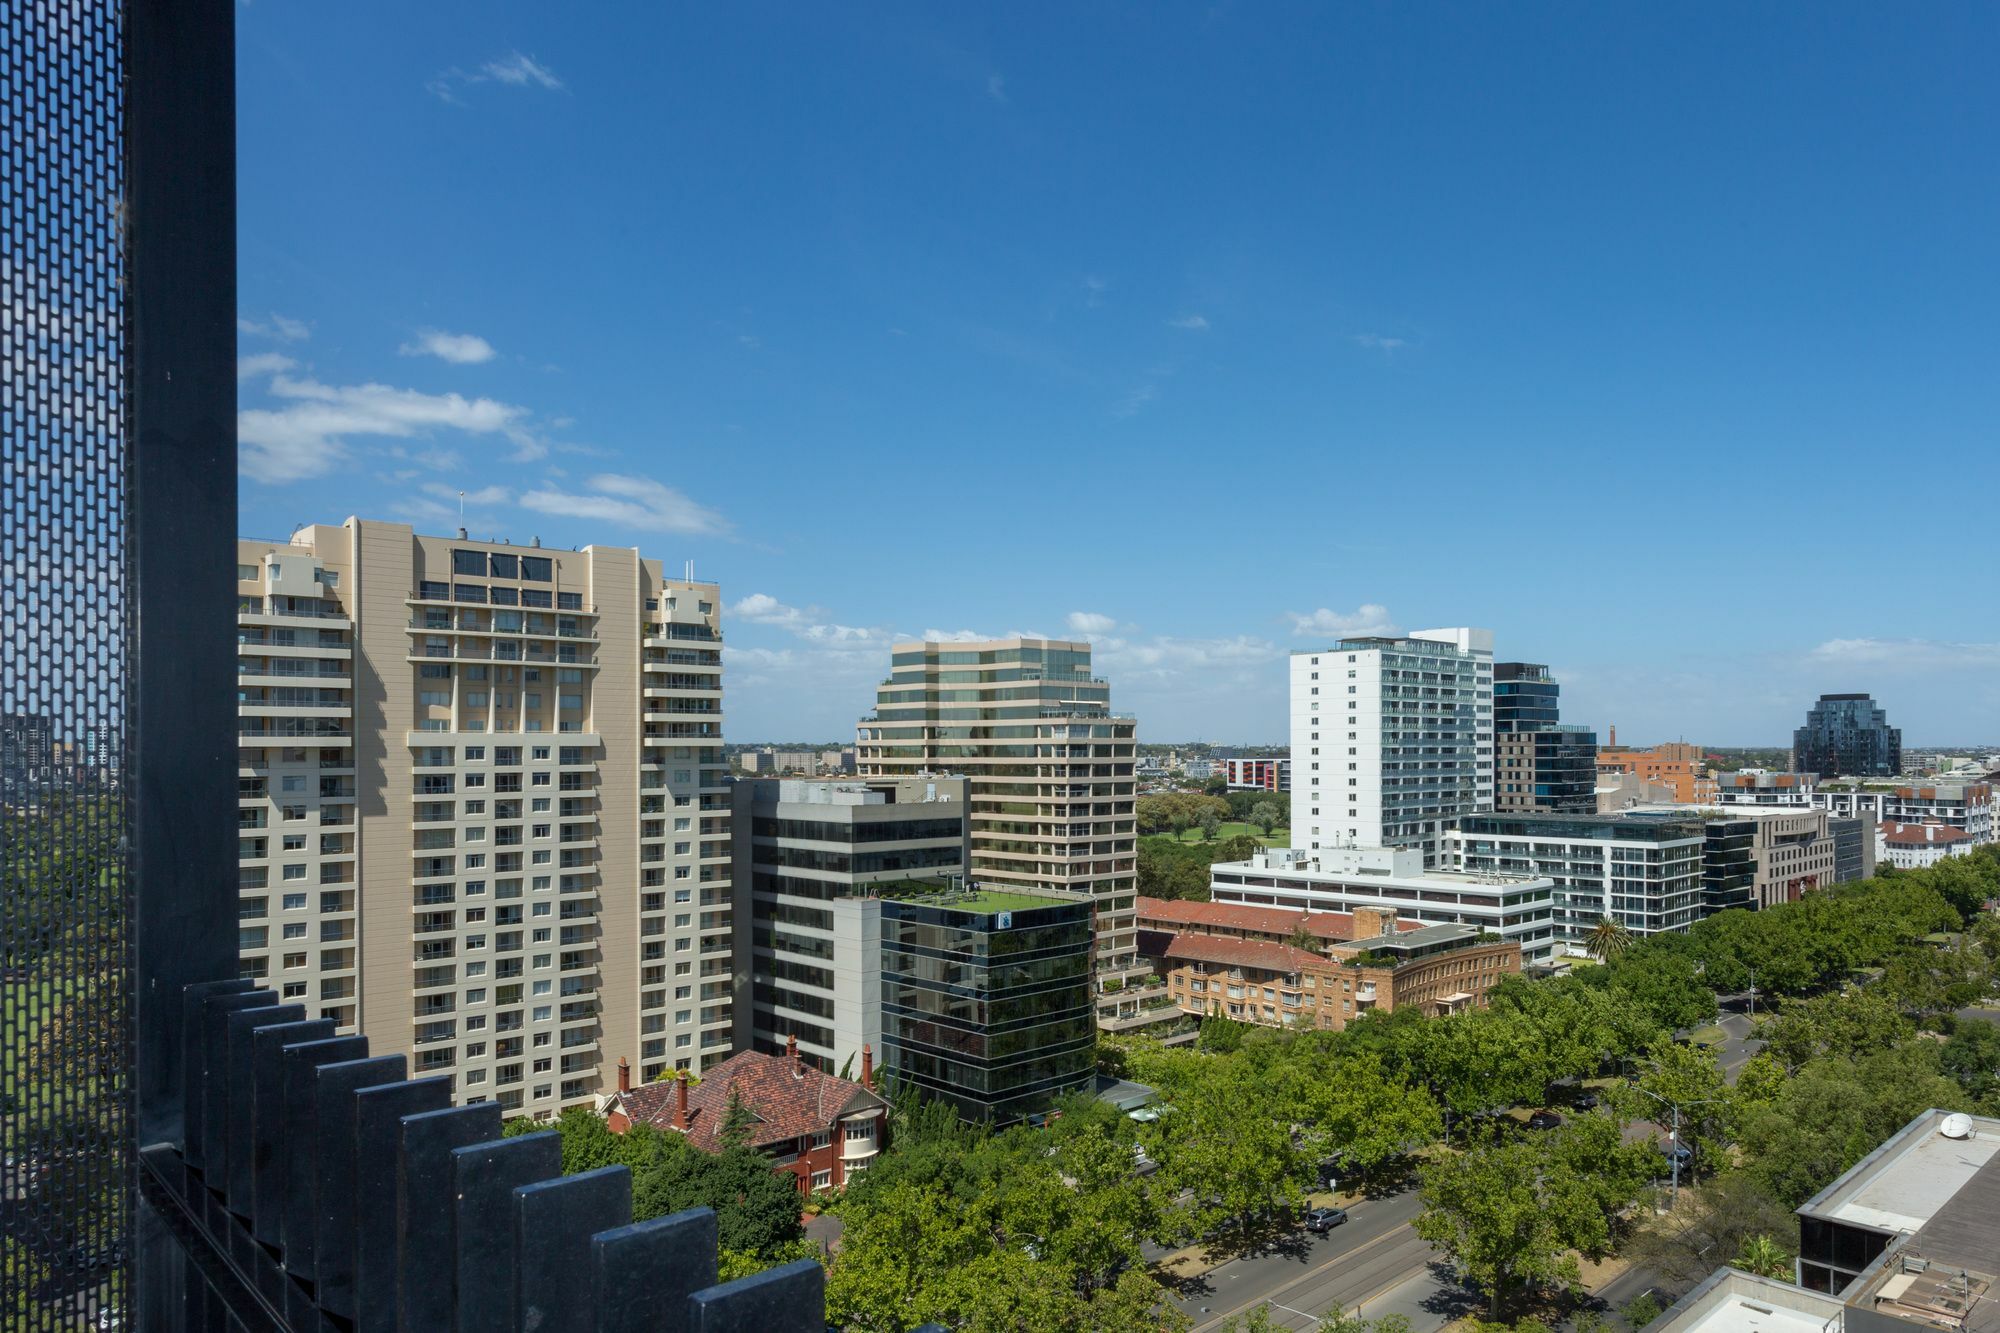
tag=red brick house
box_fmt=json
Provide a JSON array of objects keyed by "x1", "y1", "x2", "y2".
[{"x1": 602, "y1": 1036, "x2": 889, "y2": 1195}]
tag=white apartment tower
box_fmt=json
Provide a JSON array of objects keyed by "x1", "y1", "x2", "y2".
[
  {"x1": 235, "y1": 519, "x2": 731, "y2": 1119},
  {"x1": 1291, "y1": 628, "x2": 1494, "y2": 865}
]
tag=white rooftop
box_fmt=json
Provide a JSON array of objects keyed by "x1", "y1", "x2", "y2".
[
  {"x1": 1800, "y1": 1108, "x2": 2000, "y2": 1234},
  {"x1": 1649, "y1": 1271, "x2": 1848, "y2": 1332}
]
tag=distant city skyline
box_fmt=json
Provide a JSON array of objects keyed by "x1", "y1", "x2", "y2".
[{"x1": 236, "y1": 4, "x2": 2000, "y2": 746}]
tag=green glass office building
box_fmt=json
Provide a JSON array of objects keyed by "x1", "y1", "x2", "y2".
[{"x1": 878, "y1": 887, "x2": 1095, "y2": 1124}]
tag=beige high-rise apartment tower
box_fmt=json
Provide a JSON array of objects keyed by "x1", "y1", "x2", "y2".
[
  {"x1": 855, "y1": 638, "x2": 1143, "y2": 1023},
  {"x1": 235, "y1": 519, "x2": 730, "y2": 1118}
]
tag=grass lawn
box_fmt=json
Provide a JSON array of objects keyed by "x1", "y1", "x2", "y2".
[
  {"x1": 1144, "y1": 822, "x2": 1289, "y2": 846},
  {"x1": 1686, "y1": 1023, "x2": 1729, "y2": 1047},
  {"x1": 946, "y1": 889, "x2": 1070, "y2": 915}
]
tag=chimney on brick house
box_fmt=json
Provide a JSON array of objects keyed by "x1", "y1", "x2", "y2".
[
  {"x1": 672, "y1": 1068, "x2": 689, "y2": 1131},
  {"x1": 860, "y1": 1044, "x2": 874, "y2": 1092},
  {"x1": 617, "y1": 1056, "x2": 630, "y2": 1095},
  {"x1": 787, "y1": 1032, "x2": 805, "y2": 1078}
]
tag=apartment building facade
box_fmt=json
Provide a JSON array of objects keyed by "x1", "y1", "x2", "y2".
[
  {"x1": 1451, "y1": 813, "x2": 1706, "y2": 948},
  {"x1": 1208, "y1": 844, "x2": 1557, "y2": 964},
  {"x1": 1160, "y1": 924, "x2": 1519, "y2": 1033},
  {"x1": 236, "y1": 519, "x2": 730, "y2": 1118},
  {"x1": 1290, "y1": 628, "x2": 1495, "y2": 865},
  {"x1": 1492, "y1": 662, "x2": 1597, "y2": 813},
  {"x1": 1220, "y1": 755, "x2": 1291, "y2": 792},
  {"x1": 1625, "y1": 804, "x2": 1841, "y2": 913},
  {"x1": 730, "y1": 775, "x2": 970, "y2": 1072},
  {"x1": 855, "y1": 638, "x2": 1141, "y2": 1020},
  {"x1": 1815, "y1": 780, "x2": 1995, "y2": 845},
  {"x1": 1793, "y1": 692, "x2": 1901, "y2": 778}
]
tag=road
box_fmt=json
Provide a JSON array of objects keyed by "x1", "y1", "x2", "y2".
[
  {"x1": 1171, "y1": 1191, "x2": 1446, "y2": 1331},
  {"x1": 1712, "y1": 1011, "x2": 1762, "y2": 1082}
]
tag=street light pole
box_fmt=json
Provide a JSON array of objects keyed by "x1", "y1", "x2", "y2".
[{"x1": 1635, "y1": 1084, "x2": 1721, "y2": 1210}]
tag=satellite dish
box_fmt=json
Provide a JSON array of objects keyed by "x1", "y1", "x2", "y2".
[{"x1": 1940, "y1": 1113, "x2": 1974, "y2": 1140}]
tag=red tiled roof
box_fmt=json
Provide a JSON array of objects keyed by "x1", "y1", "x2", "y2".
[
  {"x1": 1161, "y1": 932, "x2": 1328, "y2": 974},
  {"x1": 616, "y1": 1050, "x2": 886, "y2": 1152},
  {"x1": 1134, "y1": 895, "x2": 1412, "y2": 941},
  {"x1": 1880, "y1": 821, "x2": 1973, "y2": 846}
]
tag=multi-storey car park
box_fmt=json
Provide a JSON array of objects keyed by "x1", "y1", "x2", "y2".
[
  {"x1": 855, "y1": 637, "x2": 1142, "y2": 1024},
  {"x1": 235, "y1": 518, "x2": 731, "y2": 1120}
]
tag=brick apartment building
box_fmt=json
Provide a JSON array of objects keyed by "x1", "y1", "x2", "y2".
[{"x1": 1136, "y1": 897, "x2": 1520, "y2": 1033}]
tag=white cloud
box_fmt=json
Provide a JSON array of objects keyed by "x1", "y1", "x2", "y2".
[
  {"x1": 237, "y1": 372, "x2": 533, "y2": 485},
  {"x1": 1168, "y1": 314, "x2": 1210, "y2": 331},
  {"x1": 1082, "y1": 276, "x2": 1108, "y2": 308},
  {"x1": 735, "y1": 334, "x2": 761, "y2": 350},
  {"x1": 1066, "y1": 611, "x2": 1118, "y2": 635},
  {"x1": 922, "y1": 628, "x2": 994, "y2": 643},
  {"x1": 420, "y1": 481, "x2": 511, "y2": 507},
  {"x1": 1807, "y1": 638, "x2": 2000, "y2": 670},
  {"x1": 239, "y1": 313, "x2": 309, "y2": 342},
  {"x1": 1112, "y1": 383, "x2": 1157, "y2": 418},
  {"x1": 483, "y1": 53, "x2": 562, "y2": 88},
  {"x1": 428, "y1": 52, "x2": 563, "y2": 103},
  {"x1": 237, "y1": 351, "x2": 297, "y2": 379},
  {"x1": 1353, "y1": 333, "x2": 1407, "y2": 352},
  {"x1": 1286, "y1": 604, "x2": 1398, "y2": 638},
  {"x1": 400, "y1": 329, "x2": 497, "y2": 365},
  {"x1": 519, "y1": 473, "x2": 730, "y2": 537},
  {"x1": 732, "y1": 593, "x2": 815, "y2": 630},
  {"x1": 986, "y1": 72, "x2": 1007, "y2": 102}
]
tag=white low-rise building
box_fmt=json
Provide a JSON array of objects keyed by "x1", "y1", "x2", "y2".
[
  {"x1": 1208, "y1": 844, "x2": 1557, "y2": 964},
  {"x1": 1878, "y1": 819, "x2": 1975, "y2": 870}
]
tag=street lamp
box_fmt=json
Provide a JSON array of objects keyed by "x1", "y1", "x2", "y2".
[
  {"x1": 1747, "y1": 967, "x2": 1758, "y2": 1020},
  {"x1": 1632, "y1": 1084, "x2": 1721, "y2": 1209}
]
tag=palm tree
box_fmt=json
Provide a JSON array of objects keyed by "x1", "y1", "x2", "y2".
[
  {"x1": 1585, "y1": 916, "x2": 1632, "y2": 963},
  {"x1": 1732, "y1": 1234, "x2": 1791, "y2": 1279}
]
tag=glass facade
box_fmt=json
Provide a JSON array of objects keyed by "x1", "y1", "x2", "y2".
[
  {"x1": 1492, "y1": 663, "x2": 1597, "y2": 812},
  {"x1": 1793, "y1": 693, "x2": 1900, "y2": 778},
  {"x1": 879, "y1": 895, "x2": 1095, "y2": 1124}
]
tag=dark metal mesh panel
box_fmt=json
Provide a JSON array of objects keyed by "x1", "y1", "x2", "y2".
[{"x1": 1, "y1": 1, "x2": 132, "y2": 1328}]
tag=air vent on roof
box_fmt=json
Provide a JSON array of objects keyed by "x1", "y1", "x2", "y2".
[{"x1": 1940, "y1": 1112, "x2": 1974, "y2": 1140}]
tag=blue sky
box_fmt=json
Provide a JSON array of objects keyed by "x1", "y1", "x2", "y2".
[{"x1": 237, "y1": 3, "x2": 2000, "y2": 746}]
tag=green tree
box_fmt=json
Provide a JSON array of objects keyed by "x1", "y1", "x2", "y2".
[
  {"x1": 1941, "y1": 1018, "x2": 2000, "y2": 1100},
  {"x1": 1585, "y1": 916, "x2": 1631, "y2": 963},
  {"x1": 1199, "y1": 808, "x2": 1223, "y2": 842},
  {"x1": 1738, "y1": 1042, "x2": 1971, "y2": 1207},
  {"x1": 1618, "y1": 1037, "x2": 1732, "y2": 1174},
  {"x1": 1627, "y1": 1173, "x2": 1797, "y2": 1292},
  {"x1": 1415, "y1": 1122, "x2": 1646, "y2": 1319},
  {"x1": 1760, "y1": 989, "x2": 1914, "y2": 1073},
  {"x1": 1249, "y1": 801, "x2": 1283, "y2": 836},
  {"x1": 1733, "y1": 1233, "x2": 1792, "y2": 1279}
]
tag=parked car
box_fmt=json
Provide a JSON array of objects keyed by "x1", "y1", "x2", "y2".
[
  {"x1": 1660, "y1": 1142, "x2": 1695, "y2": 1171},
  {"x1": 1303, "y1": 1206, "x2": 1349, "y2": 1233},
  {"x1": 1527, "y1": 1109, "x2": 1565, "y2": 1130}
]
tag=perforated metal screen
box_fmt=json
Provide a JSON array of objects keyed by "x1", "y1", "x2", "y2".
[{"x1": 1, "y1": 0, "x2": 133, "y2": 1326}]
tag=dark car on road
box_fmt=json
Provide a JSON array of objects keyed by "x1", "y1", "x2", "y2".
[
  {"x1": 1304, "y1": 1206, "x2": 1349, "y2": 1233},
  {"x1": 1527, "y1": 1109, "x2": 1565, "y2": 1130}
]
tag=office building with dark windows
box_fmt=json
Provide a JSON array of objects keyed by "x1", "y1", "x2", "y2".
[
  {"x1": 1794, "y1": 692, "x2": 1901, "y2": 778},
  {"x1": 1492, "y1": 662, "x2": 1598, "y2": 813},
  {"x1": 878, "y1": 885, "x2": 1096, "y2": 1125},
  {"x1": 856, "y1": 637, "x2": 1141, "y2": 1025},
  {"x1": 731, "y1": 775, "x2": 970, "y2": 1072}
]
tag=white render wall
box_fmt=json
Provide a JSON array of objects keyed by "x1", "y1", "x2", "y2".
[{"x1": 1291, "y1": 628, "x2": 1493, "y2": 865}]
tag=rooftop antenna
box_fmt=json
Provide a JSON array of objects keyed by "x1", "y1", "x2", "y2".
[
  {"x1": 459, "y1": 490, "x2": 466, "y2": 525},
  {"x1": 684, "y1": 559, "x2": 694, "y2": 582}
]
